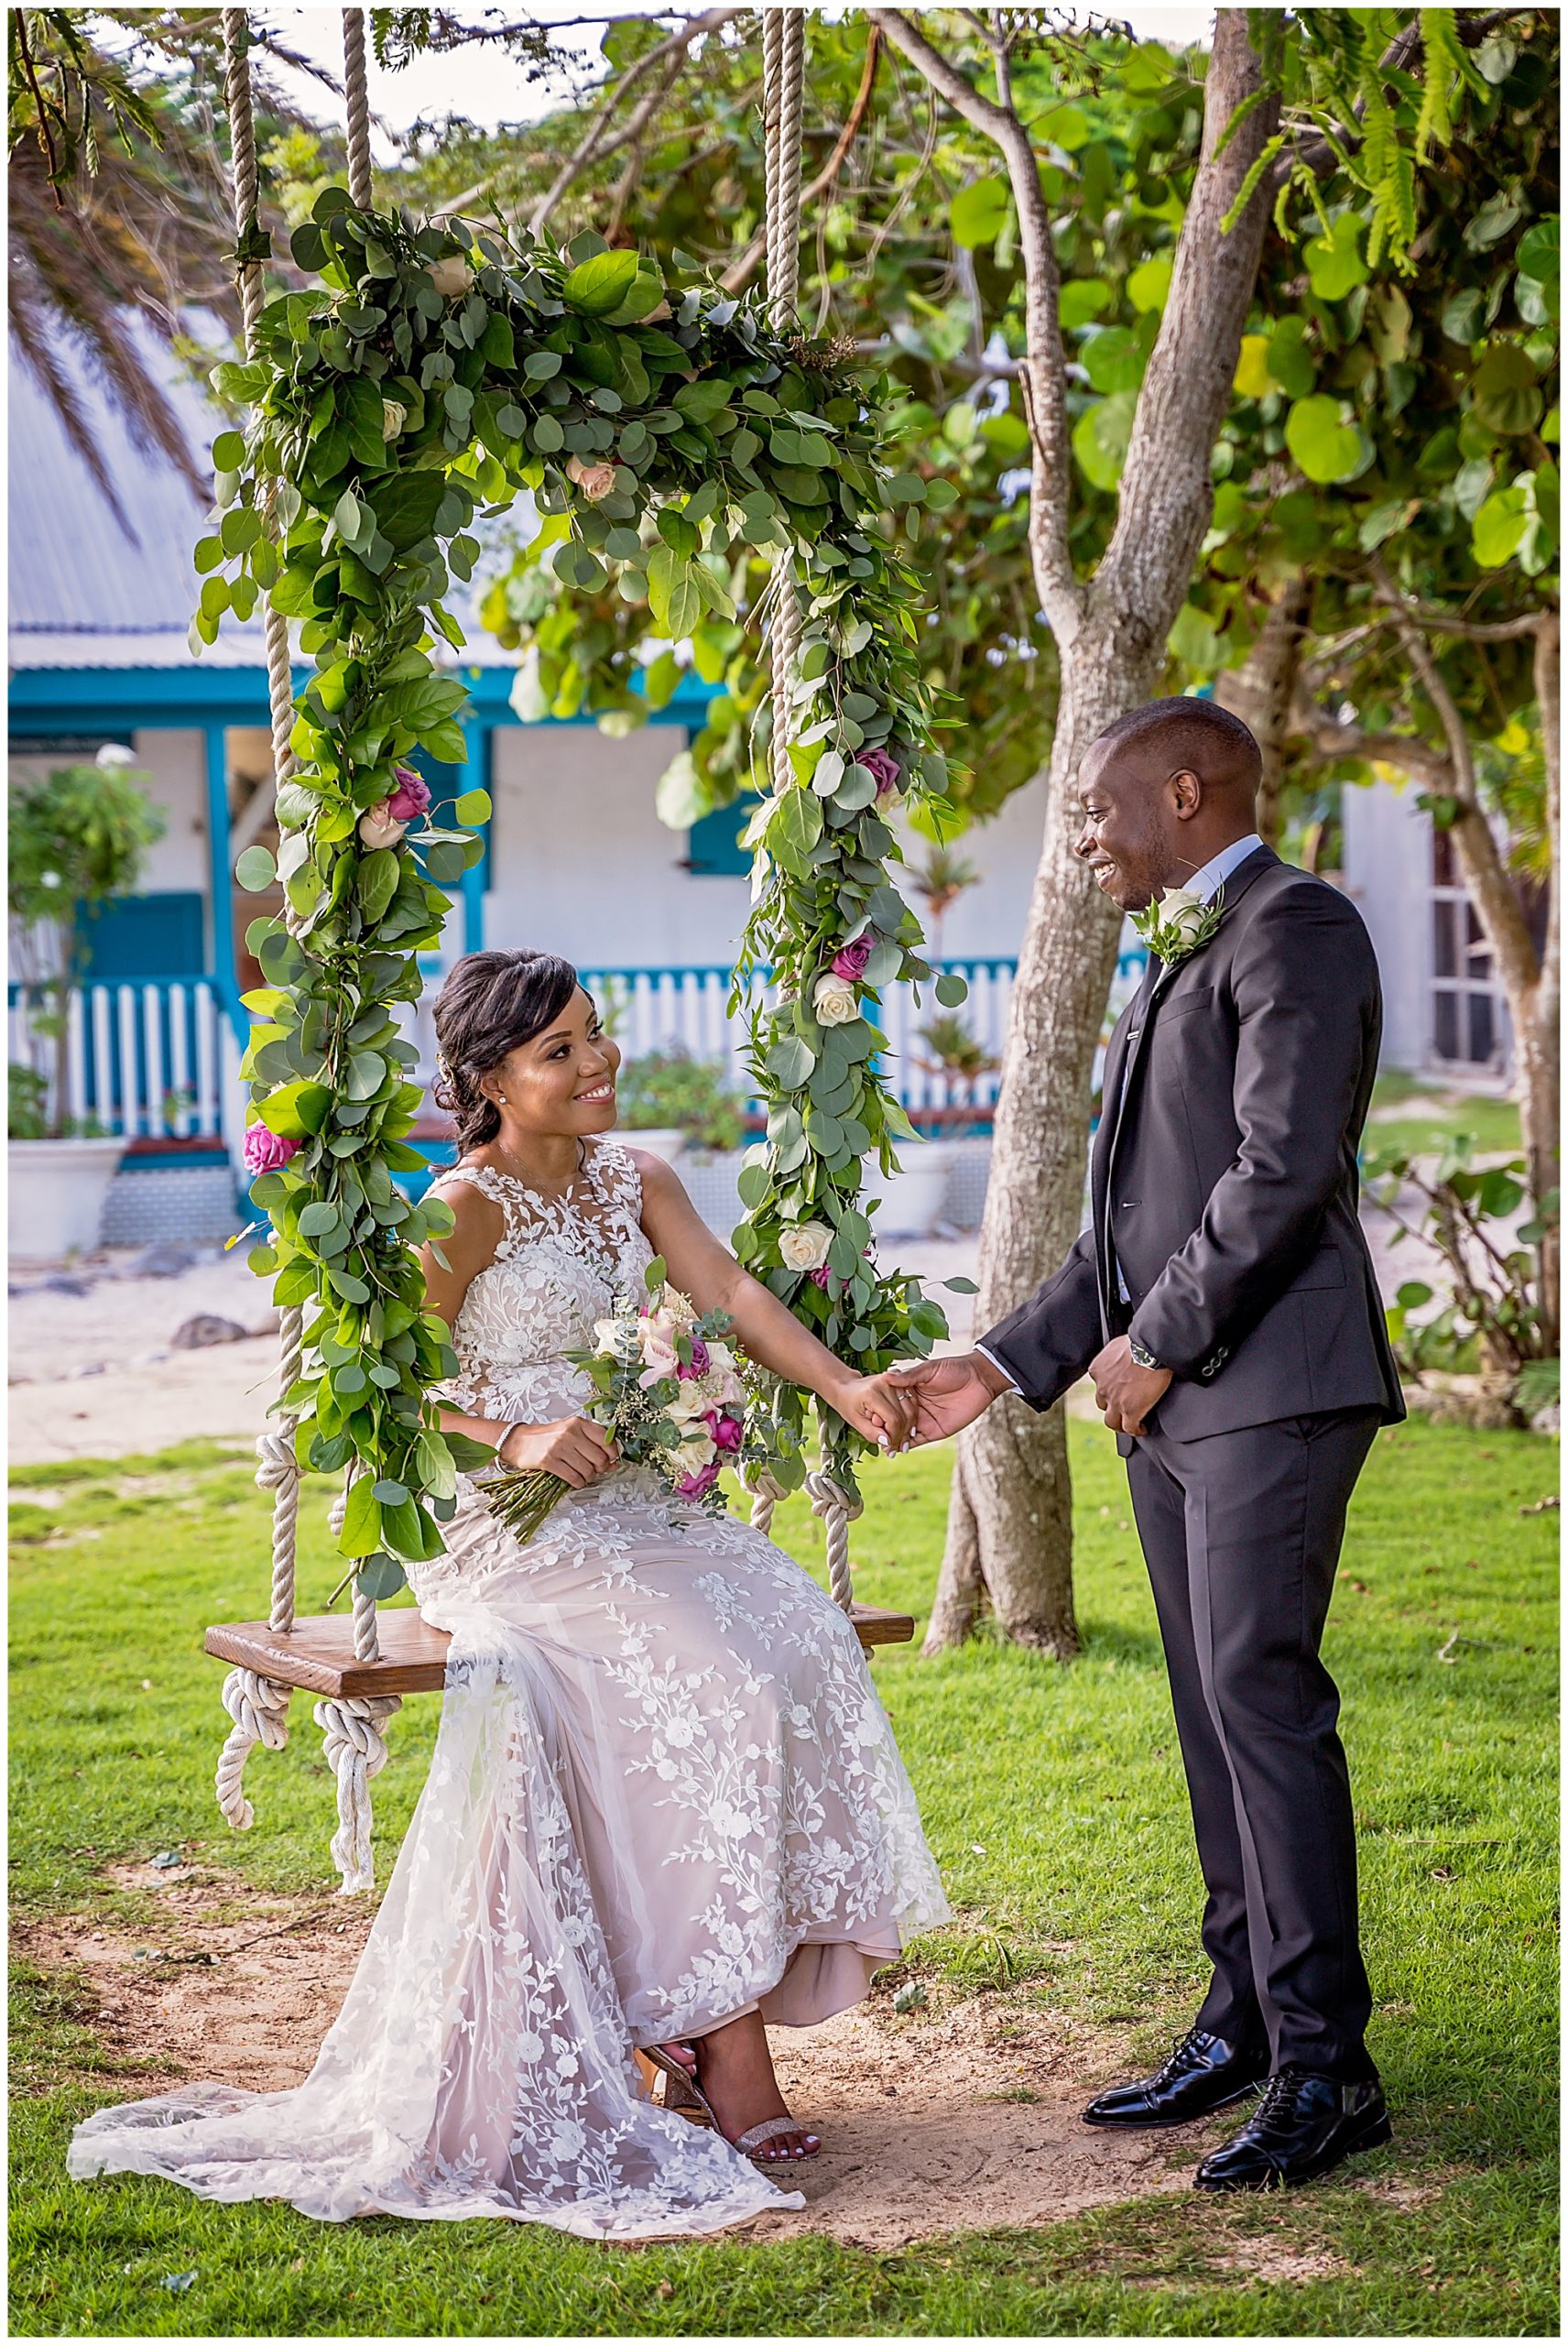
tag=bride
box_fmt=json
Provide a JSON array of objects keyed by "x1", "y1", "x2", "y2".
[{"x1": 71, "y1": 947, "x2": 951, "y2": 2240}]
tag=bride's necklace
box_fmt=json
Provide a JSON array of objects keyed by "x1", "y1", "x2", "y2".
[{"x1": 495, "y1": 1132, "x2": 587, "y2": 1206}]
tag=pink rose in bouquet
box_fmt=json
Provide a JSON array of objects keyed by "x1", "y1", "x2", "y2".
[
  {"x1": 862, "y1": 747, "x2": 901, "y2": 797},
  {"x1": 243, "y1": 1124, "x2": 300, "y2": 1176},
  {"x1": 830, "y1": 934, "x2": 875, "y2": 982},
  {"x1": 677, "y1": 1336, "x2": 711, "y2": 1381},
  {"x1": 707, "y1": 1410, "x2": 744, "y2": 1454},
  {"x1": 675, "y1": 1457, "x2": 723, "y2": 1501},
  {"x1": 637, "y1": 1309, "x2": 681, "y2": 1381}
]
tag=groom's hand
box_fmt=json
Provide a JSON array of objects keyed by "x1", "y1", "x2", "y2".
[
  {"x1": 1090, "y1": 1336, "x2": 1172, "y2": 1436},
  {"x1": 884, "y1": 1351, "x2": 1012, "y2": 1448}
]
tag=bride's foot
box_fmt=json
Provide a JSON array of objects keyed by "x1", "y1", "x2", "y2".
[{"x1": 691, "y1": 2011, "x2": 820, "y2": 2164}]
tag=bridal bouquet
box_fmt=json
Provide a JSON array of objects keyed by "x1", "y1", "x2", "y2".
[{"x1": 474, "y1": 1255, "x2": 749, "y2": 1545}]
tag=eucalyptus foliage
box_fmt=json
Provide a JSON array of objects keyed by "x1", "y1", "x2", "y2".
[{"x1": 206, "y1": 189, "x2": 966, "y2": 1594}]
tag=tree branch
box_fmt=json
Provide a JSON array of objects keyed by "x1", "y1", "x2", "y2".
[
  {"x1": 1371, "y1": 558, "x2": 1544, "y2": 1011},
  {"x1": 1097, "y1": 12, "x2": 1279, "y2": 635},
  {"x1": 868, "y1": 5, "x2": 1082, "y2": 638},
  {"x1": 526, "y1": 5, "x2": 740, "y2": 239},
  {"x1": 720, "y1": 25, "x2": 881, "y2": 296}
]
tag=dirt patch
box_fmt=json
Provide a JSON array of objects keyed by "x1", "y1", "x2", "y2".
[{"x1": 27, "y1": 1875, "x2": 1217, "y2": 2249}]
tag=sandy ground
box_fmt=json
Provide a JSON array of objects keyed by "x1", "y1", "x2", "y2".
[
  {"x1": 7, "y1": 1205, "x2": 1438, "y2": 1467},
  {"x1": 27, "y1": 1862, "x2": 1213, "y2": 2252}
]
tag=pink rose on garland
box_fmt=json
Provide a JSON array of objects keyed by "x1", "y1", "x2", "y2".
[
  {"x1": 242, "y1": 1124, "x2": 299, "y2": 1176},
  {"x1": 861, "y1": 747, "x2": 902, "y2": 797},
  {"x1": 808, "y1": 1262, "x2": 836, "y2": 1292},
  {"x1": 830, "y1": 933, "x2": 875, "y2": 982},
  {"x1": 387, "y1": 766, "x2": 431, "y2": 821}
]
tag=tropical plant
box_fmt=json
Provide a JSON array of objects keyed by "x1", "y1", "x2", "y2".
[
  {"x1": 914, "y1": 1010, "x2": 998, "y2": 1101},
  {"x1": 614, "y1": 1046, "x2": 746, "y2": 1151},
  {"x1": 1367, "y1": 1130, "x2": 1558, "y2": 1410},
  {"x1": 7, "y1": 753, "x2": 165, "y2": 1139}
]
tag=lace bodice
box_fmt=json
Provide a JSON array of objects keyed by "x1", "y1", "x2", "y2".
[{"x1": 432, "y1": 1138, "x2": 656, "y2": 1430}]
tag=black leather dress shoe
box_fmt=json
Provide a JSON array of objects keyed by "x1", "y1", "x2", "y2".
[
  {"x1": 1193, "y1": 2066, "x2": 1391, "y2": 2191},
  {"x1": 1082, "y1": 2028, "x2": 1270, "y2": 2130}
]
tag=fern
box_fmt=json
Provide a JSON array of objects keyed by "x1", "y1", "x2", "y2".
[
  {"x1": 1414, "y1": 8, "x2": 1463, "y2": 159},
  {"x1": 1221, "y1": 126, "x2": 1288, "y2": 236}
]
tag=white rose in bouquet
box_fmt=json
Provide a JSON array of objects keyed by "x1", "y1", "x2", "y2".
[
  {"x1": 593, "y1": 1315, "x2": 641, "y2": 1364},
  {"x1": 779, "y1": 1221, "x2": 833, "y2": 1273},
  {"x1": 811, "y1": 972, "x2": 857, "y2": 1026}
]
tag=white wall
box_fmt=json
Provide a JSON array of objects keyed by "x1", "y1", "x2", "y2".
[
  {"x1": 7, "y1": 729, "x2": 212, "y2": 981},
  {"x1": 1340, "y1": 775, "x2": 1432, "y2": 1072},
  {"x1": 483, "y1": 725, "x2": 1052, "y2": 972},
  {"x1": 485, "y1": 723, "x2": 751, "y2": 967},
  {"x1": 130, "y1": 729, "x2": 211, "y2": 895}
]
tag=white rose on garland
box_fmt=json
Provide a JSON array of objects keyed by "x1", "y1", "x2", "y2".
[
  {"x1": 381, "y1": 398, "x2": 408, "y2": 440},
  {"x1": 779, "y1": 1221, "x2": 833, "y2": 1273},
  {"x1": 811, "y1": 971, "x2": 858, "y2": 1026},
  {"x1": 425, "y1": 255, "x2": 474, "y2": 299}
]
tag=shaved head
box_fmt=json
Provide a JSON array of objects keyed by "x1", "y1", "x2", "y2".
[
  {"x1": 1074, "y1": 696, "x2": 1264, "y2": 913},
  {"x1": 1093, "y1": 697, "x2": 1262, "y2": 802}
]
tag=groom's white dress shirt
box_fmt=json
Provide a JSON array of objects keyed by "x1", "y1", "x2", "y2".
[{"x1": 974, "y1": 832, "x2": 1263, "y2": 1391}]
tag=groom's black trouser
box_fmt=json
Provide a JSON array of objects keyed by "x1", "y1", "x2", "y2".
[{"x1": 1126, "y1": 1407, "x2": 1381, "y2": 2083}]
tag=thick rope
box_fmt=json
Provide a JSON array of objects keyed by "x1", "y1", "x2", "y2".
[
  {"x1": 757, "y1": 13, "x2": 855, "y2": 1618},
  {"x1": 255, "y1": 1303, "x2": 304, "y2": 1631},
  {"x1": 315, "y1": 1696, "x2": 401, "y2": 1892},
  {"x1": 342, "y1": 8, "x2": 373, "y2": 211},
  {"x1": 215, "y1": 1667, "x2": 291, "y2": 1829},
  {"x1": 328, "y1": 1469, "x2": 382, "y2": 1662},
  {"x1": 807, "y1": 1469, "x2": 861, "y2": 1614},
  {"x1": 223, "y1": 10, "x2": 306, "y2": 1674}
]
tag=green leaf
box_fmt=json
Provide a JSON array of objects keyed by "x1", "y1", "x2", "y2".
[
  {"x1": 562, "y1": 249, "x2": 641, "y2": 316},
  {"x1": 1471, "y1": 484, "x2": 1530, "y2": 567},
  {"x1": 1072, "y1": 393, "x2": 1137, "y2": 491},
  {"x1": 355, "y1": 1554, "x2": 408, "y2": 1599},
  {"x1": 768, "y1": 787, "x2": 823, "y2": 874},
  {"x1": 1303, "y1": 214, "x2": 1367, "y2": 300},
  {"x1": 453, "y1": 788, "x2": 492, "y2": 826},
  {"x1": 934, "y1": 971, "x2": 969, "y2": 1008},
  {"x1": 1285, "y1": 395, "x2": 1374, "y2": 485},
  {"x1": 235, "y1": 845, "x2": 276, "y2": 891},
  {"x1": 646, "y1": 542, "x2": 702, "y2": 638},
  {"x1": 950, "y1": 178, "x2": 1010, "y2": 249},
  {"x1": 257, "y1": 1080, "x2": 331, "y2": 1138},
  {"x1": 357, "y1": 847, "x2": 401, "y2": 924},
  {"x1": 671, "y1": 378, "x2": 733, "y2": 426},
  {"x1": 1471, "y1": 344, "x2": 1542, "y2": 437},
  {"x1": 1059, "y1": 280, "x2": 1111, "y2": 329},
  {"x1": 768, "y1": 1036, "x2": 816, "y2": 1089},
  {"x1": 1126, "y1": 256, "x2": 1172, "y2": 313},
  {"x1": 338, "y1": 1475, "x2": 384, "y2": 1558},
  {"x1": 1081, "y1": 325, "x2": 1149, "y2": 396}
]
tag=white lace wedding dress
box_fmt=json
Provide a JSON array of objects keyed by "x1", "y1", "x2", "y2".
[{"x1": 70, "y1": 1138, "x2": 950, "y2": 2240}]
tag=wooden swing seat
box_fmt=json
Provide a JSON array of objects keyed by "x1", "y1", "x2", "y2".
[{"x1": 206, "y1": 1600, "x2": 914, "y2": 1698}]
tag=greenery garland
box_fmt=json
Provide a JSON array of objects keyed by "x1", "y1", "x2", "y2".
[{"x1": 206, "y1": 190, "x2": 970, "y2": 1597}]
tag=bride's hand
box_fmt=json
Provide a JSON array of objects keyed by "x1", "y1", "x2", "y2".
[
  {"x1": 497, "y1": 1417, "x2": 620, "y2": 1486},
  {"x1": 823, "y1": 1371, "x2": 919, "y2": 1455}
]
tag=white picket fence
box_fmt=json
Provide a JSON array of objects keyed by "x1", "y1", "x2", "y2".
[
  {"x1": 8, "y1": 977, "x2": 226, "y2": 1139},
  {"x1": 14, "y1": 949, "x2": 1149, "y2": 1143}
]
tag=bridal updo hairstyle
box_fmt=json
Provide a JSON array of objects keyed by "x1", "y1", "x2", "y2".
[{"x1": 432, "y1": 949, "x2": 586, "y2": 1154}]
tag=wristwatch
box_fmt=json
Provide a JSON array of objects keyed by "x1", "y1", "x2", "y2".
[{"x1": 1127, "y1": 1337, "x2": 1165, "y2": 1372}]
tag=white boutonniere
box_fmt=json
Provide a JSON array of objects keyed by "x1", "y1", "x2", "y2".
[{"x1": 1132, "y1": 882, "x2": 1225, "y2": 967}]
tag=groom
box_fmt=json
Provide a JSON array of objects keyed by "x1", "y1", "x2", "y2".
[{"x1": 890, "y1": 697, "x2": 1403, "y2": 2192}]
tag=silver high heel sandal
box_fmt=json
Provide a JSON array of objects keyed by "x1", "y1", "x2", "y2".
[{"x1": 642, "y1": 2042, "x2": 821, "y2": 2165}]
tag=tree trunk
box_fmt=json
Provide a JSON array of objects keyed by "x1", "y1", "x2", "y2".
[
  {"x1": 1528, "y1": 612, "x2": 1560, "y2": 1349},
  {"x1": 926, "y1": 655, "x2": 1144, "y2": 1654},
  {"x1": 915, "y1": 9, "x2": 1279, "y2": 1653},
  {"x1": 1214, "y1": 573, "x2": 1312, "y2": 846}
]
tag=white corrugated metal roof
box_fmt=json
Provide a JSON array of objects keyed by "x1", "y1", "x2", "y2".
[{"x1": 9, "y1": 319, "x2": 509, "y2": 672}]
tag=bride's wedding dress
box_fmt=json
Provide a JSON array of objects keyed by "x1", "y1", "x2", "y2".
[{"x1": 70, "y1": 1139, "x2": 950, "y2": 2240}]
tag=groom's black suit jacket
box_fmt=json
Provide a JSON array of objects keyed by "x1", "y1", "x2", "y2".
[{"x1": 981, "y1": 844, "x2": 1405, "y2": 1443}]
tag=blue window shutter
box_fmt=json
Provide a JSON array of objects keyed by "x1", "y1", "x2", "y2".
[
  {"x1": 76, "y1": 891, "x2": 206, "y2": 978},
  {"x1": 687, "y1": 792, "x2": 759, "y2": 878}
]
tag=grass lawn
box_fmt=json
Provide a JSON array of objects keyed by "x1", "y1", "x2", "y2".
[
  {"x1": 1366, "y1": 1070, "x2": 1524, "y2": 1162},
  {"x1": 10, "y1": 1420, "x2": 1559, "y2": 2337}
]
